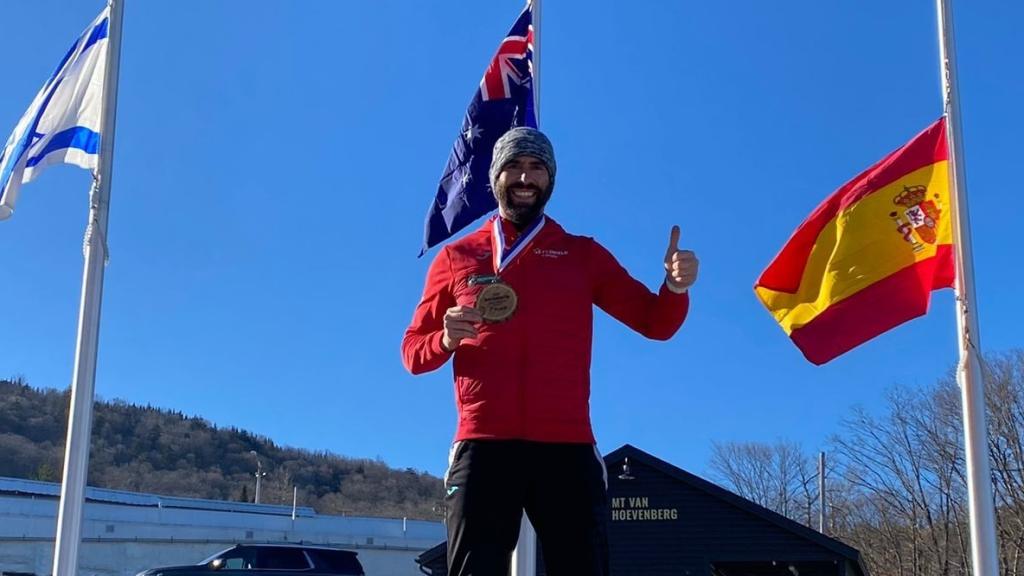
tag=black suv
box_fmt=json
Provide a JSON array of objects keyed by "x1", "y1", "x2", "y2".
[{"x1": 136, "y1": 544, "x2": 365, "y2": 576}]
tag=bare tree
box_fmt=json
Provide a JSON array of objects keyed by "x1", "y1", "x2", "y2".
[
  {"x1": 709, "y1": 439, "x2": 819, "y2": 525},
  {"x1": 983, "y1": 352, "x2": 1024, "y2": 576},
  {"x1": 827, "y1": 351, "x2": 1024, "y2": 576},
  {"x1": 830, "y1": 385, "x2": 966, "y2": 576},
  {"x1": 707, "y1": 351, "x2": 1024, "y2": 576}
]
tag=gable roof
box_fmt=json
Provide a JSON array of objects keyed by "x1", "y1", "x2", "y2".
[{"x1": 605, "y1": 444, "x2": 869, "y2": 576}]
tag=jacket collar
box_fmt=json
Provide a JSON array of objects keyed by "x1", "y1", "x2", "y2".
[{"x1": 478, "y1": 213, "x2": 564, "y2": 240}]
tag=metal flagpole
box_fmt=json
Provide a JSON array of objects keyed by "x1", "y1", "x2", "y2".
[
  {"x1": 51, "y1": 1, "x2": 124, "y2": 575},
  {"x1": 532, "y1": 0, "x2": 541, "y2": 124},
  {"x1": 818, "y1": 452, "x2": 826, "y2": 534},
  {"x1": 935, "y1": 1, "x2": 999, "y2": 575},
  {"x1": 511, "y1": 515, "x2": 538, "y2": 576},
  {"x1": 512, "y1": 1, "x2": 540, "y2": 575}
]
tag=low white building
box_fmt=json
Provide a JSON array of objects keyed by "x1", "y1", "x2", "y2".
[{"x1": 0, "y1": 477, "x2": 445, "y2": 576}]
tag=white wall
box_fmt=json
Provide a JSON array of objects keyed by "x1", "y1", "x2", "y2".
[{"x1": 0, "y1": 492, "x2": 444, "y2": 576}]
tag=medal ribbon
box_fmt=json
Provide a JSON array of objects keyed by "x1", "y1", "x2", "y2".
[{"x1": 491, "y1": 215, "x2": 546, "y2": 274}]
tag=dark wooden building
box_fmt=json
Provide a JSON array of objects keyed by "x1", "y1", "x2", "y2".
[{"x1": 416, "y1": 444, "x2": 868, "y2": 576}]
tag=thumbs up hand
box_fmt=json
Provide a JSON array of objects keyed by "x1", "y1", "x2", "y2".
[{"x1": 663, "y1": 225, "x2": 698, "y2": 292}]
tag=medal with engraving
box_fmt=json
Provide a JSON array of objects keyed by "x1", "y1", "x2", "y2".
[{"x1": 470, "y1": 275, "x2": 518, "y2": 322}]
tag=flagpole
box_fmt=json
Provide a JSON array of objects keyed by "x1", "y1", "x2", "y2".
[
  {"x1": 935, "y1": 1, "x2": 999, "y2": 575},
  {"x1": 511, "y1": 1, "x2": 540, "y2": 575},
  {"x1": 532, "y1": 0, "x2": 541, "y2": 125},
  {"x1": 51, "y1": 1, "x2": 124, "y2": 575}
]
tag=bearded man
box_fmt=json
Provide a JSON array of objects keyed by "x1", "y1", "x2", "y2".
[{"x1": 402, "y1": 127, "x2": 698, "y2": 576}]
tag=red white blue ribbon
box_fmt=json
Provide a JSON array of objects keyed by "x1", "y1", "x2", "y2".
[{"x1": 491, "y1": 215, "x2": 546, "y2": 273}]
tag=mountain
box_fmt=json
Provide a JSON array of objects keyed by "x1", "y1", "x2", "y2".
[{"x1": 0, "y1": 378, "x2": 444, "y2": 520}]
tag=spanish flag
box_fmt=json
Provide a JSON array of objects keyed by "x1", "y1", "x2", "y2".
[{"x1": 755, "y1": 119, "x2": 955, "y2": 364}]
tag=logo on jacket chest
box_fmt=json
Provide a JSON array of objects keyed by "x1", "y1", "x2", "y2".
[{"x1": 534, "y1": 248, "x2": 569, "y2": 259}]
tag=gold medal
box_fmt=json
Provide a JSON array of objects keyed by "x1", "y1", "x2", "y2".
[{"x1": 472, "y1": 278, "x2": 518, "y2": 323}]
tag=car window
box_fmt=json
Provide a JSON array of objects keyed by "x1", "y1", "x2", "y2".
[
  {"x1": 255, "y1": 548, "x2": 311, "y2": 570},
  {"x1": 217, "y1": 549, "x2": 256, "y2": 570},
  {"x1": 305, "y1": 550, "x2": 363, "y2": 575}
]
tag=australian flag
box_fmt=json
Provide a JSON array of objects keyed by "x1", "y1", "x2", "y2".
[{"x1": 420, "y1": 3, "x2": 536, "y2": 255}]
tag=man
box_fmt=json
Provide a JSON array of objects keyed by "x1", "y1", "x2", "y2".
[{"x1": 402, "y1": 127, "x2": 698, "y2": 576}]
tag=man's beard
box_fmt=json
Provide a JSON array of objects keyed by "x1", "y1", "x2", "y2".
[{"x1": 494, "y1": 182, "x2": 553, "y2": 229}]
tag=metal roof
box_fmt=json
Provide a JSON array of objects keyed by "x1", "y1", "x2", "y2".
[{"x1": 0, "y1": 476, "x2": 316, "y2": 517}]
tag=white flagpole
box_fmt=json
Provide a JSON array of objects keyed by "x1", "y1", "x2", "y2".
[
  {"x1": 511, "y1": 514, "x2": 538, "y2": 576},
  {"x1": 51, "y1": 1, "x2": 124, "y2": 576},
  {"x1": 512, "y1": 1, "x2": 540, "y2": 575},
  {"x1": 935, "y1": 1, "x2": 999, "y2": 575},
  {"x1": 532, "y1": 0, "x2": 541, "y2": 125}
]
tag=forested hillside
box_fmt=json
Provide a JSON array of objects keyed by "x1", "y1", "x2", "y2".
[{"x1": 0, "y1": 378, "x2": 443, "y2": 520}]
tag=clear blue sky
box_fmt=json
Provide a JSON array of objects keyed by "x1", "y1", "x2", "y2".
[{"x1": 1, "y1": 0, "x2": 1020, "y2": 480}]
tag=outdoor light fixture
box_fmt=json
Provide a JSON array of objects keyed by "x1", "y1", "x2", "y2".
[{"x1": 618, "y1": 457, "x2": 635, "y2": 481}]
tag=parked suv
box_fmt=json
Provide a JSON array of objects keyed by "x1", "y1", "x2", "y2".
[{"x1": 137, "y1": 544, "x2": 365, "y2": 576}]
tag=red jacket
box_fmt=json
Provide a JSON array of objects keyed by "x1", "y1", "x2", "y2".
[{"x1": 402, "y1": 216, "x2": 690, "y2": 443}]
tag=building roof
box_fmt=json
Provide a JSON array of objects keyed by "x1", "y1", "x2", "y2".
[
  {"x1": 0, "y1": 476, "x2": 316, "y2": 517},
  {"x1": 605, "y1": 444, "x2": 869, "y2": 576}
]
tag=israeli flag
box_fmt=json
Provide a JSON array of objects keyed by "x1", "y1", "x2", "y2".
[{"x1": 0, "y1": 8, "x2": 110, "y2": 220}]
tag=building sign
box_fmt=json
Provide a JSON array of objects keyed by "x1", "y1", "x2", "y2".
[{"x1": 610, "y1": 496, "x2": 679, "y2": 522}]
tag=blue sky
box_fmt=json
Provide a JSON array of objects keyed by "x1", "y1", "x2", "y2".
[{"x1": 0, "y1": 0, "x2": 1020, "y2": 481}]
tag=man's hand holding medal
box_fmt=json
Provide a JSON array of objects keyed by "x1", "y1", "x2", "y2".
[{"x1": 441, "y1": 306, "x2": 483, "y2": 353}]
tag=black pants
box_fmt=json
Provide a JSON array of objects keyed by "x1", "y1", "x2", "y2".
[{"x1": 444, "y1": 440, "x2": 610, "y2": 576}]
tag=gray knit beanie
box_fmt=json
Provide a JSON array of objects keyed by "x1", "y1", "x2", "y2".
[{"x1": 488, "y1": 127, "x2": 557, "y2": 192}]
